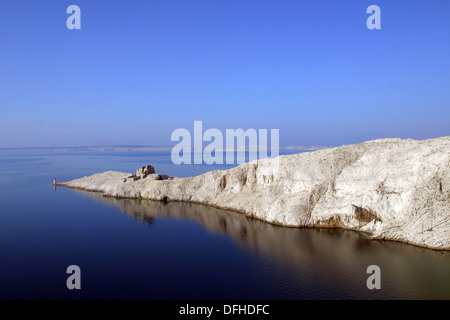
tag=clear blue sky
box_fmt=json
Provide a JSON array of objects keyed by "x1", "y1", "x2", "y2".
[{"x1": 0, "y1": 0, "x2": 449, "y2": 147}]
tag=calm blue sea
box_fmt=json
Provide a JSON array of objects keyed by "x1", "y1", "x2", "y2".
[{"x1": 0, "y1": 151, "x2": 449, "y2": 299}]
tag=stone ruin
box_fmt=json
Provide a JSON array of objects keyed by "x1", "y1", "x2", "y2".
[
  {"x1": 123, "y1": 165, "x2": 172, "y2": 183},
  {"x1": 136, "y1": 165, "x2": 156, "y2": 178}
]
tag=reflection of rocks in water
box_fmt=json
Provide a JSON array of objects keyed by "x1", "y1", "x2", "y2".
[
  {"x1": 353, "y1": 233, "x2": 376, "y2": 250},
  {"x1": 132, "y1": 210, "x2": 155, "y2": 227},
  {"x1": 73, "y1": 188, "x2": 446, "y2": 263},
  {"x1": 74, "y1": 188, "x2": 336, "y2": 261},
  {"x1": 72, "y1": 188, "x2": 450, "y2": 299}
]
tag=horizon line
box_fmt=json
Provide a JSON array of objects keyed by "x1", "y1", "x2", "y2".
[{"x1": 0, "y1": 144, "x2": 333, "y2": 153}]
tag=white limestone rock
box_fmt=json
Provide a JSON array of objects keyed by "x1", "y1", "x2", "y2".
[{"x1": 57, "y1": 136, "x2": 450, "y2": 250}]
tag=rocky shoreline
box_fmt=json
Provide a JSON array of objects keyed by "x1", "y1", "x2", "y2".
[{"x1": 56, "y1": 136, "x2": 450, "y2": 250}]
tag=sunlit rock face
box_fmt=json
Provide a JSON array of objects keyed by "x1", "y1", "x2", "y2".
[{"x1": 58, "y1": 136, "x2": 450, "y2": 250}]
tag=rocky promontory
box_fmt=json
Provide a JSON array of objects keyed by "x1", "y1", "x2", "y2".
[{"x1": 56, "y1": 137, "x2": 450, "y2": 250}]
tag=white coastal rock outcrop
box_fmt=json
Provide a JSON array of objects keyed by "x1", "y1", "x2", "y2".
[{"x1": 58, "y1": 136, "x2": 450, "y2": 250}]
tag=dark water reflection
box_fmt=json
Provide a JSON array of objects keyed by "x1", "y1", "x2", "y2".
[
  {"x1": 1, "y1": 151, "x2": 449, "y2": 300},
  {"x1": 74, "y1": 189, "x2": 450, "y2": 300}
]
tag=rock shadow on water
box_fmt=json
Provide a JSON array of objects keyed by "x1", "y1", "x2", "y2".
[
  {"x1": 70, "y1": 188, "x2": 450, "y2": 300},
  {"x1": 72, "y1": 188, "x2": 450, "y2": 260}
]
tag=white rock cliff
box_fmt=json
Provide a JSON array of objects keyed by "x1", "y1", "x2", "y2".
[{"x1": 57, "y1": 136, "x2": 450, "y2": 250}]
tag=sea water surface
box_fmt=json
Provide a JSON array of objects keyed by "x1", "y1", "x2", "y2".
[{"x1": 0, "y1": 151, "x2": 449, "y2": 299}]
